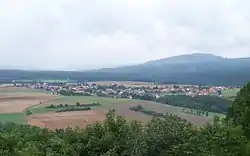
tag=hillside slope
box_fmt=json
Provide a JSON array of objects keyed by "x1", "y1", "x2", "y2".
[
  {"x1": 0, "y1": 53, "x2": 250, "y2": 86},
  {"x1": 86, "y1": 53, "x2": 250, "y2": 85}
]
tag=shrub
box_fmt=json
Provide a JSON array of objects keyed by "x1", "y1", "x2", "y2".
[
  {"x1": 46, "y1": 104, "x2": 56, "y2": 108},
  {"x1": 56, "y1": 107, "x2": 91, "y2": 112},
  {"x1": 26, "y1": 110, "x2": 32, "y2": 116},
  {"x1": 81, "y1": 102, "x2": 101, "y2": 107},
  {"x1": 129, "y1": 105, "x2": 143, "y2": 111},
  {"x1": 76, "y1": 102, "x2": 80, "y2": 106}
]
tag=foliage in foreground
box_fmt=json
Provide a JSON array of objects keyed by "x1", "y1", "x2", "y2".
[
  {"x1": 227, "y1": 82, "x2": 250, "y2": 138},
  {"x1": 0, "y1": 110, "x2": 249, "y2": 156},
  {"x1": 0, "y1": 82, "x2": 250, "y2": 156}
]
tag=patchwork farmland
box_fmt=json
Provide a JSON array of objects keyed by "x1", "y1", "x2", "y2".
[{"x1": 0, "y1": 87, "x2": 214, "y2": 129}]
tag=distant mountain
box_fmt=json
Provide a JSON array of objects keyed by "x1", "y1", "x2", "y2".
[
  {"x1": 85, "y1": 53, "x2": 250, "y2": 85},
  {"x1": 145, "y1": 53, "x2": 225, "y2": 64},
  {"x1": 0, "y1": 53, "x2": 249, "y2": 86}
]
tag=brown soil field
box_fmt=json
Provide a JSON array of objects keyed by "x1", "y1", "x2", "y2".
[
  {"x1": 35, "y1": 96, "x2": 213, "y2": 125},
  {"x1": 0, "y1": 86, "x2": 33, "y2": 91},
  {"x1": 0, "y1": 93, "x2": 58, "y2": 113},
  {"x1": 27, "y1": 110, "x2": 106, "y2": 130},
  {"x1": 112, "y1": 102, "x2": 213, "y2": 125}
]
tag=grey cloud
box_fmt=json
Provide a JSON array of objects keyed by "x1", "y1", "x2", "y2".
[{"x1": 0, "y1": 0, "x2": 250, "y2": 70}]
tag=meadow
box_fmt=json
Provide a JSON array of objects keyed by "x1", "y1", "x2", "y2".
[
  {"x1": 222, "y1": 88, "x2": 240, "y2": 100},
  {"x1": 0, "y1": 112, "x2": 26, "y2": 124},
  {"x1": 0, "y1": 87, "x2": 216, "y2": 129},
  {"x1": 222, "y1": 88, "x2": 240, "y2": 97}
]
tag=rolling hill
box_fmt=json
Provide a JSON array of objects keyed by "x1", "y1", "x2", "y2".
[
  {"x1": 0, "y1": 53, "x2": 250, "y2": 86},
  {"x1": 85, "y1": 53, "x2": 250, "y2": 85}
]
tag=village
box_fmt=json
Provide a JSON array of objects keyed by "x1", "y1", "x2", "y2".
[{"x1": 13, "y1": 81, "x2": 234, "y2": 100}]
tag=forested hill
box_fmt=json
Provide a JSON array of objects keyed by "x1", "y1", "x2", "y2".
[
  {"x1": 0, "y1": 53, "x2": 250, "y2": 86},
  {"x1": 88, "y1": 53, "x2": 250, "y2": 86}
]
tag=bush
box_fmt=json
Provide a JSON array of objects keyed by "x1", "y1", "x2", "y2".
[
  {"x1": 58, "y1": 104, "x2": 64, "y2": 108},
  {"x1": 0, "y1": 109, "x2": 249, "y2": 155},
  {"x1": 227, "y1": 82, "x2": 250, "y2": 138},
  {"x1": 26, "y1": 110, "x2": 32, "y2": 116},
  {"x1": 56, "y1": 107, "x2": 91, "y2": 112},
  {"x1": 80, "y1": 102, "x2": 101, "y2": 107},
  {"x1": 129, "y1": 105, "x2": 165, "y2": 117},
  {"x1": 46, "y1": 104, "x2": 56, "y2": 108},
  {"x1": 129, "y1": 104, "x2": 143, "y2": 111}
]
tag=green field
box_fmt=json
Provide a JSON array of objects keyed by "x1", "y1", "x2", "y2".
[
  {"x1": 39, "y1": 96, "x2": 186, "y2": 112},
  {"x1": 43, "y1": 96, "x2": 134, "y2": 105},
  {"x1": 222, "y1": 88, "x2": 240, "y2": 99},
  {"x1": 0, "y1": 96, "x2": 138, "y2": 124},
  {"x1": 14, "y1": 79, "x2": 70, "y2": 83},
  {"x1": 0, "y1": 95, "x2": 217, "y2": 125},
  {"x1": 28, "y1": 107, "x2": 62, "y2": 114},
  {"x1": 38, "y1": 96, "x2": 217, "y2": 123},
  {"x1": 40, "y1": 80, "x2": 69, "y2": 83},
  {"x1": 0, "y1": 113, "x2": 26, "y2": 124},
  {"x1": 0, "y1": 108, "x2": 62, "y2": 124}
]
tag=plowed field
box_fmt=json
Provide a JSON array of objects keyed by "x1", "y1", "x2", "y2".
[{"x1": 27, "y1": 110, "x2": 106, "y2": 130}]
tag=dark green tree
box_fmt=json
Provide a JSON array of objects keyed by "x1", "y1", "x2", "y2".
[
  {"x1": 76, "y1": 102, "x2": 80, "y2": 106},
  {"x1": 227, "y1": 82, "x2": 250, "y2": 137},
  {"x1": 26, "y1": 110, "x2": 32, "y2": 116}
]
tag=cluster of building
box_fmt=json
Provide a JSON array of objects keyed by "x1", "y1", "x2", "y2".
[{"x1": 14, "y1": 81, "x2": 234, "y2": 99}]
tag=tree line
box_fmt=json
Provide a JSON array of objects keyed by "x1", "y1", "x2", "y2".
[
  {"x1": 0, "y1": 68, "x2": 249, "y2": 86},
  {"x1": 129, "y1": 105, "x2": 165, "y2": 117},
  {"x1": 0, "y1": 83, "x2": 250, "y2": 155},
  {"x1": 45, "y1": 102, "x2": 101, "y2": 113},
  {"x1": 156, "y1": 95, "x2": 231, "y2": 114},
  {"x1": 59, "y1": 90, "x2": 91, "y2": 96},
  {"x1": 129, "y1": 94, "x2": 231, "y2": 114}
]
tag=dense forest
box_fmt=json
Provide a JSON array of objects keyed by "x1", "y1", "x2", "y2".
[
  {"x1": 0, "y1": 110, "x2": 249, "y2": 156},
  {"x1": 0, "y1": 83, "x2": 250, "y2": 155},
  {"x1": 1, "y1": 54, "x2": 250, "y2": 86},
  {"x1": 0, "y1": 68, "x2": 249, "y2": 86},
  {"x1": 156, "y1": 95, "x2": 231, "y2": 114}
]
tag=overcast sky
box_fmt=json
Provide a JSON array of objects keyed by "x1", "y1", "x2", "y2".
[{"x1": 0, "y1": 0, "x2": 250, "y2": 70}]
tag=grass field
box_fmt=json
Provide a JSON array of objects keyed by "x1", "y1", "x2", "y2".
[
  {"x1": 14, "y1": 79, "x2": 70, "y2": 83},
  {"x1": 0, "y1": 108, "x2": 61, "y2": 124},
  {"x1": 28, "y1": 107, "x2": 62, "y2": 114},
  {"x1": 38, "y1": 96, "x2": 136, "y2": 107},
  {"x1": 0, "y1": 94, "x2": 216, "y2": 126},
  {"x1": 0, "y1": 112, "x2": 26, "y2": 124},
  {"x1": 40, "y1": 80, "x2": 69, "y2": 83},
  {"x1": 0, "y1": 87, "x2": 58, "y2": 123},
  {"x1": 35, "y1": 96, "x2": 215, "y2": 125},
  {"x1": 0, "y1": 87, "x2": 216, "y2": 128},
  {"x1": 222, "y1": 88, "x2": 240, "y2": 99}
]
